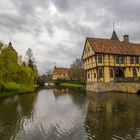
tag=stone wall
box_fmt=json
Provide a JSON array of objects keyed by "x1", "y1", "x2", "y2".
[
  {"x1": 86, "y1": 82, "x2": 140, "y2": 94},
  {"x1": 86, "y1": 82, "x2": 116, "y2": 92}
]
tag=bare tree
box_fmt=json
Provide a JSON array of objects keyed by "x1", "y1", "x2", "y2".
[
  {"x1": 25, "y1": 48, "x2": 35, "y2": 69},
  {"x1": 69, "y1": 59, "x2": 85, "y2": 81}
]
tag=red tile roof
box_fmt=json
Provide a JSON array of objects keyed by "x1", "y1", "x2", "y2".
[
  {"x1": 53, "y1": 67, "x2": 70, "y2": 74},
  {"x1": 87, "y1": 38, "x2": 140, "y2": 56}
]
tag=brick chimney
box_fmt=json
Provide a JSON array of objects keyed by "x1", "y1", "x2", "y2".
[{"x1": 123, "y1": 35, "x2": 129, "y2": 43}]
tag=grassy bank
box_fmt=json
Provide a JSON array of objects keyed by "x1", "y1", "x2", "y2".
[
  {"x1": 59, "y1": 83, "x2": 86, "y2": 91},
  {"x1": 0, "y1": 82, "x2": 39, "y2": 97}
]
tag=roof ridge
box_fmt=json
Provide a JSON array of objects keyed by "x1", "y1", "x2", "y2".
[
  {"x1": 87, "y1": 37, "x2": 140, "y2": 45},
  {"x1": 87, "y1": 38, "x2": 140, "y2": 56}
]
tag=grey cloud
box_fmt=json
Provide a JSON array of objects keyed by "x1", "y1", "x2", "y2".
[
  {"x1": 1, "y1": 0, "x2": 140, "y2": 73},
  {"x1": 12, "y1": 0, "x2": 50, "y2": 15},
  {"x1": 0, "y1": 13, "x2": 26, "y2": 32},
  {"x1": 52, "y1": 0, "x2": 74, "y2": 12}
]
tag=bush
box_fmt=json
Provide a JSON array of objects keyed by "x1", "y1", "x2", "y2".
[
  {"x1": 54, "y1": 79, "x2": 86, "y2": 86},
  {"x1": 36, "y1": 78, "x2": 45, "y2": 87}
]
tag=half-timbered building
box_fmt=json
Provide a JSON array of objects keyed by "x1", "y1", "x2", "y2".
[{"x1": 82, "y1": 30, "x2": 140, "y2": 93}]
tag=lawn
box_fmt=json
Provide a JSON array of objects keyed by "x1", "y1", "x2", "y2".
[
  {"x1": 60, "y1": 83, "x2": 86, "y2": 91},
  {"x1": 60, "y1": 83, "x2": 84, "y2": 87},
  {"x1": 0, "y1": 82, "x2": 39, "y2": 97},
  {"x1": 5, "y1": 82, "x2": 21, "y2": 91}
]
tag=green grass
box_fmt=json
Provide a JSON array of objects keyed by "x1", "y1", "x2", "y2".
[
  {"x1": 34, "y1": 84, "x2": 39, "y2": 88},
  {"x1": 0, "y1": 82, "x2": 39, "y2": 97},
  {"x1": 60, "y1": 83, "x2": 84, "y2": 87},
  {"x1": 60, "y1": 83, "x2": 86, "y2": 91},
  {"x1": 5, "y1": 82, "x2": 21, "y2": 91}
]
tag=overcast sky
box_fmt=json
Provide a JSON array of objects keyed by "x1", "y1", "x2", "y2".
[{"x1": 0, "y1": 0, "x2": 140, "y2": 74}]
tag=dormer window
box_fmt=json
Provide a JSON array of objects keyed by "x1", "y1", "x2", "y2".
[{"x1": 98, "y1": 54, "x2": 103, "y2": 63}]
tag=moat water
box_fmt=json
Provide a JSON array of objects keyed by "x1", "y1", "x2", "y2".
[{"x1": 0, "y1": 88, "x2": 140, "y2": 140}]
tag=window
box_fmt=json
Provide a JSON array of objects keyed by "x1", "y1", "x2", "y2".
[
  {"x1": 110, "y1": 69, "x2": 113, "y2": 78},
  {"x1": 87, "y1": 74, "x2": 90, "y2": 78},
  {"x1": 98, "y1": 68, "x2": 103, "y2": 78},
  {"x1": 132, "y1": 68, "x2": 137, "y2": 77},
  {"x1": 130, "y1": 56, "x2": 134, "y2": 64},
  {"x1": 116, "y1": 55, "x2": 124, "y2": 64},
  {"x1": 135, "y1": 56, "x2": 139, "y2": 64},
  {"x1": 116, "y1": 55, "x2": 119, "y2": 64},
  {"x1": 98, "y1": 54, "x2": 103, "y2": 63},
  {"x1": 94, "y1": 73, "x2": 96, "y2": 78},
  {"x1": 120, "y1": 56, "x2": 124, "y2": 64}
]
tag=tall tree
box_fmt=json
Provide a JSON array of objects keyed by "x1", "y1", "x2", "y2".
[
  {"x1": 25, "y1": 48, "x2": 38, "y2": 83},
  {"x1": 0, "y1": 42, "x2": 4, "y2": 90},
  {"x1": 2, "y1": 42, "x2": 18, "y2": 82},
  {"x1": 25, "y1": 48, "x2": 35, "y2": 69},
  {"x1": 0, "y1": 42, "x2": 38, "y2": 92}
]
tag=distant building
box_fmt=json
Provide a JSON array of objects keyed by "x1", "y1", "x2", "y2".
[
  {"x1": 82, "y1": 30, "x2": 140, "y2": 93},
  {"x1": 52, "y1": 66, "x2": 70, "y2": 80},
  {"x1": 46, "y1": 74, "x2": 52, "y2": 82},
  {"x1": 40, "y1": 74, "x2": 47, "y2": 82}
]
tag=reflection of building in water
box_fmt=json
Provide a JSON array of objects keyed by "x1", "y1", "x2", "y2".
[
  {"x1": 53, "y1": 88, "x2": 89, "y2": 108},
  {"x1": 85, "y1": 92, "x2": 140, "y2": 139},
  {"x1": 53, "y1": 88, "x2": 69, "y2": 98}
]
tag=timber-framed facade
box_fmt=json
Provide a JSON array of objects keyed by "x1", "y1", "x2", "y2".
[
  {"x1": 52, "y1": 66, "x2": 70, "y2": 80},
  {"x1": 82, "y1": 30, "x2": 140, "y2": 93}
]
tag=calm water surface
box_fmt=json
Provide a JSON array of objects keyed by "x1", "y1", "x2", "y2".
[{"x1": 0, "y1": 89, "x2": 140, "y2": 140}]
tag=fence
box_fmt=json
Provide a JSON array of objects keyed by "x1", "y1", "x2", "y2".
[{"x1": 114, "y1": 77, "x2": 140, "y2": 83}]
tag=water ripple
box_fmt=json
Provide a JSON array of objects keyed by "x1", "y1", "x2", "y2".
[{"x1": 0, "y1": 89, "x2": 140, "y2": 140}]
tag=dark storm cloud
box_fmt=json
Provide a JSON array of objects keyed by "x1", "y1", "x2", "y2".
[{"x1": 0, "y1": 0, "x2": 140, "y2": 73}]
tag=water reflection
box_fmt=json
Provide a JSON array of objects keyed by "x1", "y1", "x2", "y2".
[
  {"x1": 0, "y1": 93, "x2": 36, "y2": 140},
  {"x1": 85, "y1": 92, "x2": 140, "y2": 140},
  {"x1": 0, "y1": 89, "x2": 140, "y2": 140}
]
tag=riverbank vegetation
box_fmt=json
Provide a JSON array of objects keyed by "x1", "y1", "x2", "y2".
[
  {"x1": 53, "y1": 58, "x2": 86, "y2": 91},
  {"x1": 69, "y1": 58, "x2": 85, "y2": 82},
  {"x1": 0, "y1": 41, "x2": 38, "y2": 96},
  {"x1": 60, "y1": 83, "x2": 86, "y2": 91},
  {"x1": 54, "y1": 79, "x2": 86, "y2": 91}
]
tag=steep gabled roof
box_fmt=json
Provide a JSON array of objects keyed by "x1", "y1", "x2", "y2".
[
  {"x1": 87, "y1": 38, "x2": 140, "y2": 56},
  {"x1": 110, "y1": 30, "x2": 120, "y2": 41}
]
